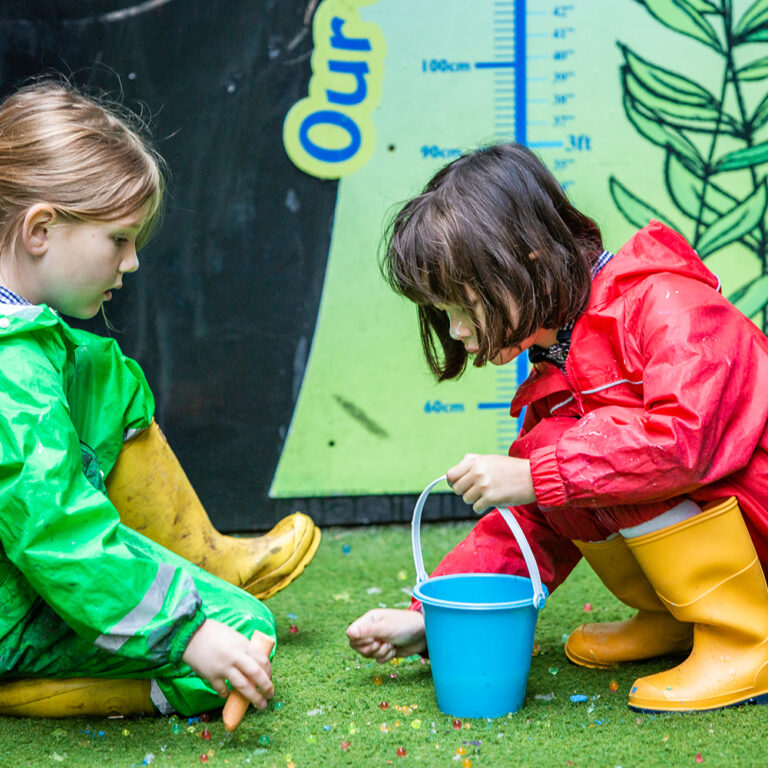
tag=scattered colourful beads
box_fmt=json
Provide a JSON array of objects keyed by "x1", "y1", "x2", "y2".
[{"x1": 144, "y1": 602, "x2": 659, "y2": 766}]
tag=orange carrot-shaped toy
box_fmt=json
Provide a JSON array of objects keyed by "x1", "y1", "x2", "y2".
[{"x1": 222, "y1": 629, "x2": 276, "y2": 732}]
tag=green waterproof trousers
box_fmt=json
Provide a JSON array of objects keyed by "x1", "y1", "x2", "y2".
[{"x1": 2, "y1": 532, "x2": 276, "y2": 716}]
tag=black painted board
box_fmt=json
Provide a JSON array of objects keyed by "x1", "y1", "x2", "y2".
[{"x1": 0, "y1": 0, "x2": 474, "y2": 530}]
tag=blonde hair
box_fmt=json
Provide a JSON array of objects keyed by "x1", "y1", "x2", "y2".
[{"x1": 0, "y1": 78, "x2": 165, "y2": 257}]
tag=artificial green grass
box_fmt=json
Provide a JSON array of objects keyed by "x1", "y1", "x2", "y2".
[{"x1": 2, "y1": 522, "x2": 767, "y2": 767}]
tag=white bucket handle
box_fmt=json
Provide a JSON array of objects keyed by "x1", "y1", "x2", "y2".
[{"x1": 411, "y1": 474, "x2": 547, "y2": 609}]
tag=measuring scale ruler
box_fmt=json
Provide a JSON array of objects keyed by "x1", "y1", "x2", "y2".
[{"x1": 273, "y1": 0, "x2": 601, "y2": 497}]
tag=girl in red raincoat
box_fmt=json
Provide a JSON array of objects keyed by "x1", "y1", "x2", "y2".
[{"x1": 347, "y1": 142, "x2": 768, "y2": 713}]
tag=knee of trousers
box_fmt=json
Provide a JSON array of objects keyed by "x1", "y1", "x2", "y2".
[
  {"x1": 192, "y1": 569, "x2": 276, "y2": 647},
  {"x1": 537, "y1": 496, "x2": 693, "y2": 543}
]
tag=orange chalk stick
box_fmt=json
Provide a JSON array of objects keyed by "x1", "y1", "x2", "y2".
[{"x1": 222, "y1": 629, "x2": 276, "y2": 732}]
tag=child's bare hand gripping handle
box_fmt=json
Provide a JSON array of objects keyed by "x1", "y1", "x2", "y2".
[
  {"x1": 182, "y1": 619, "x2": 275, "y2": 730},
  {"x1": 447, "y1": 454, "x2": 536, "y2": 513}
]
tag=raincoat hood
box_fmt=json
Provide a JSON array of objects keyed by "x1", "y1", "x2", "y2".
[
  {"x1": 510, "y1": 221, "x2": 721, "y2": 418},
  {"x1": 590, "y1": 220, "x2": 720, "y2": 309},
  {"x1": 0, "y1": 302, "x2": 68, "y2": 337}
]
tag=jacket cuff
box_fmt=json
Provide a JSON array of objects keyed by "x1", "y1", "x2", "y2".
[
  {"x1": 529, "y1": 446, "x2": 568, "y2": 508},
  {"x1": 408, "y1": 597, "x2": 423, "y2": 613},
  {"x1": 169, "y1": 608, "x2": 207, "y2": 663},
  {"x1": 407, "y1": 599, "x2": 427, "y2": 658}
]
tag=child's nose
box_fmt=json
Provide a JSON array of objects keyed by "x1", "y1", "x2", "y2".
[
  {"x1": 448, "y1": 314, "x2": 469, "y2": 340},
  {"x1": 121, "y1": 249, "x2": 140, "y2": 273}
]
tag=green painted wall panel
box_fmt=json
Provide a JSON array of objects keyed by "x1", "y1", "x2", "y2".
[{"x1": 272, "y1": 0, "x2": 768, "y2": 497}]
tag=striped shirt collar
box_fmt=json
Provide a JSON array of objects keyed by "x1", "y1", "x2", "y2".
[
  {"x1": 0, "y1": 286, "x2": 31, "y2": 306},
  {"x1": 591, "y1": 248, "x2": 614, "y2": 278},
  {"x1": 528, "y1": 249, "x2": 614, "y2": 369}
]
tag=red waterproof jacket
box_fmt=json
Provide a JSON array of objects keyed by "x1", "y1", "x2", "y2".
[{"x1": 426, "y1": 221, "x2": 768, "y2": 593}]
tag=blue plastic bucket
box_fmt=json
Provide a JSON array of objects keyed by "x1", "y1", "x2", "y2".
[{"x1": 411, "y1": 476, "x2": 548, "y2": 719}]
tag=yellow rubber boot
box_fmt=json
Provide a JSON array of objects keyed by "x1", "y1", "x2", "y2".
[
  {"x1": 565, "y1": 537, "x2": 692, "y2": 668},
  {"x1": 0, "y1": 678, "x2": 154, "y2": 718},
  {"x1": 106, "y1": 420, "x2": 321, "y2": 600},
  {"x1": 626, "y1": 497, "x2": 768, "y2": 712}
]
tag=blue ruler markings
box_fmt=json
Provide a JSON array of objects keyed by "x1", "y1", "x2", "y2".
[{"x1": 477, "y1": 0, "x2": 532, "y2": 444}]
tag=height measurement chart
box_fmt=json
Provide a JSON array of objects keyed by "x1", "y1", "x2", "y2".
[
  {"x1": 274, "y1": 0, "x2": 766, "y2": 496},
  {"x1": 484, "y1": 1, "x2": 592, "y2": 453}
]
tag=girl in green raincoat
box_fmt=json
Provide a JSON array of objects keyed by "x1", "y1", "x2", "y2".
[{"x1": 0, "y1": 79, "x2": 318, "y2": 719}]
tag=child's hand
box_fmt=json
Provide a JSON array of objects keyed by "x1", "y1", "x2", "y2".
[
  {"x1": 347, "y1": 609, "x2": 427, "y2": 663},
  {"x1": 447, "y1": 454, "x2": 536, "y2": 512},
  {"x1": 182, "y1": 619, "x2": 274, "y2": 708}
]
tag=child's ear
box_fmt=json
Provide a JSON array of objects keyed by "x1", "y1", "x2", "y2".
[{"x1": 21, "y1": 204, "x2": 58, "y2": 257}]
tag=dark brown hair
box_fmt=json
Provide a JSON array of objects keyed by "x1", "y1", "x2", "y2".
[{"x1": 383, "y1": 142, "x2": 603, "y2": 380}]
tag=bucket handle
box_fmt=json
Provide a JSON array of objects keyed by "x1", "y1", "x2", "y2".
[{"x1": 411, "y1": 474, "x2": 547, "y2": 609}]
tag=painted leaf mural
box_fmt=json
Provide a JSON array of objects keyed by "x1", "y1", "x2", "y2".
[{"x1": 614, "y1": 0, "x2": 768, "y2": 331}]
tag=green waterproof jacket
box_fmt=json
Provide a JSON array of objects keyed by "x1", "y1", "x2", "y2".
[{"x1": 0, "y1": 303, "x2": 206, "y2": 666}]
